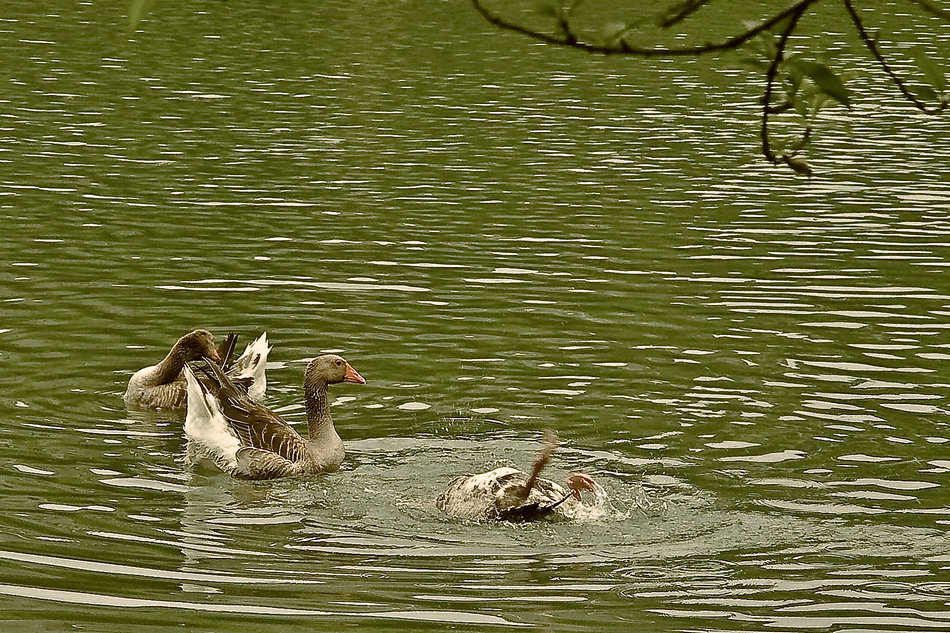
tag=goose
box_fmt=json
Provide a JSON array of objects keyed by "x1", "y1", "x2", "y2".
[
  {"x1": 124, "y1": 330, "x2": 270, "y2": 410},
  {"x1": 437, "y1": 431, "x2": 595, "y2": 522},
  {"x1": 183, "y1": 353, "x2": 365, "y2": 479}
]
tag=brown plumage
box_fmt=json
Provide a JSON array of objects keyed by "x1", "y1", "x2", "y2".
[
  {"x1": 184, "y1": 354, "x2": 366, "y2": 480},
  {"x1": 124, "y1": 330, "x2": 221, "y2": 409},
  {"x1": 437, "y1": 431, "x2": 596, "y2": 522},
  {"x1": 124, "y1": 330, "x2": 270, "y2": 410}
]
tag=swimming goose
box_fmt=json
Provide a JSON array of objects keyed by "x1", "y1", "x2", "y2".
[
  {"x1": 124, "y1": 330, "x2": 270, "y2": 410},
  {"x1": 437, "y1": 431, "x2": 595, "y2": 522},
  {"x1": 183, "y1": 353, "x2": 365, "y2": 480}
]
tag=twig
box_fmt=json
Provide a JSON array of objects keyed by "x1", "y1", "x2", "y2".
[
  {"x1": 472, "y1": 0, "x2": 820, "y2": 57},
  {"x1": 787, "y1": 127, "x2": 813, "y2": 156},
  {"x1": 842, "y1": 0, "x2": 947, "y2": 112},
  {"x1": 762, "y1": 6, "x2": 807, "y2": 166},
  {"x1": 471, "y1": 0, "x2": 945, "y2": 173}
]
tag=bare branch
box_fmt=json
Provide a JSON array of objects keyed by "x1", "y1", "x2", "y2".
[
  {"x1": 842, "y1": 0, "x2": 947, "y2": 112},
  {"x1": 472, "y1": 0, "x2": 820, "y2": 57},
  {"x1": 472, "y1": 0, "x2": 579, "y2": 48},
  {"x1": 471, "y1": 0, "x2": 945, "y2": 173}
]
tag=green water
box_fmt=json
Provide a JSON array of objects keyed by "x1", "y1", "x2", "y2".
[{"x1": 2, "y1": 1, "x2": 950, "y2": 631}]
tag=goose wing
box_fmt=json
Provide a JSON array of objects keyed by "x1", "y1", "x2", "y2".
[
  {"x1": 216, "y1": 332, "x2": 239, "y2": 370},
  {"x1": 233, "y1": 447, "x2": 301, "y2": 480},
  {"x1": 199, "y1": 358, "x2": 310, "y2": 463},
  {"x1": 227, "y1": 332, "x2": 270, "y2": 400}
]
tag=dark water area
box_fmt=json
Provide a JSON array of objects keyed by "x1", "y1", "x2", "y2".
[{"x1": 1, "y1": 1, "x2": 949, "y2": 631}]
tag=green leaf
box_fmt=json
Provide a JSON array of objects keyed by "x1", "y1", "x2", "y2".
[
  {"x1": 790, "y1": 60, "x2": 851, "y2": 108},
  {"x1": 128, "y1": 0, "x2": 155, "y2": 32},
  {"x1": 739, "y1": 55, "x2": 769, "y2": 70},
  {"x1": 782, "y1": 65, "x2": 803, "y2": 101},
  {"x1": 793, "y1": 95, "x2": 809, "y2": 118},
  {"x1": 914, "y1": 84, "x2": 939, "y2": 102},
  {"x1": 802, "y1": 85, "x2": 831, "y2": 118},
  {"x1": 599, "y1": 22, "x2": 630, "y2": 48},
  {"x1": 745, "y1": 29, "x2": 777, "y2": 62},
  {"x1": 537, "y1": 1, "x2": 563, "y2": 18},
  {"x1": 783, "y1": 154, "x2": 813, "y2": 176},
  {"x1": 783, "y1": 54, "x2": 805, "y2": 88},
  {"x1": 789, "y1": 128, "x2": 813, "y2": 154},
  {"x1": 911, "y1": 47, "x2": 947, "y2": 94}
]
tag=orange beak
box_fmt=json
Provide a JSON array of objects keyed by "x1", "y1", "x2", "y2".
[
  {"x1": 344, "y1": 362, "x2": 366, "y2": 384},
  {"x1": 211, "y1": 349, "x2": 222, "y2": 363}
]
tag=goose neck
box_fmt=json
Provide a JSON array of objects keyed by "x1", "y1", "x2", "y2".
[
  {"x1": 154, "y1": 345, "x2": 188, "y2": 385},
  {"x1": 304, "y1": 379, "x2": 332, "y2": 439}
]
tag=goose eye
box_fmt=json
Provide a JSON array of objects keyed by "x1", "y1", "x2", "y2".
[{"x1": 335, "y1": 360, "x2": 342, "y2": 366}]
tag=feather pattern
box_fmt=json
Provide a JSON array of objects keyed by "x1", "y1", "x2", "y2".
[
  {"x1": 235, "y1": 447, "x2": 302, "y2": 480},
  {"x1": 183, "y1": 365, "x2": 241, "y2": 472},
  {"x1": 437, "y1": 467, "x2": 575, "y2": 521},
  {"x1": 184, "y1": 352, "x2": 365, "y2": 480},
  {"x1": 437, "y1": 431, "x2": 591, "y2": 522},
  {"x1": 228, "y1": 332, "x2": 270, "y2": 401}
]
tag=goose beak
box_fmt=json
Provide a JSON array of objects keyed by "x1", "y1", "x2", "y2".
[
  {"x1": 211, "y1": 349, "x2": 222, "y2": 363},
  {"x1": 344, "y1": 363, "x2": 366, "y2": 384}
]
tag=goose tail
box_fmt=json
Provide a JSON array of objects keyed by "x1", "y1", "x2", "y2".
[
  {"x1": 183, "y1": 364, "x2": 241, "y2": 473},
  {"x1": 216, "y1": 332, "x2": 239, "y2": 370},
  {"x1": 229, "y1": 331, "x2": 270, "y2": 400}
]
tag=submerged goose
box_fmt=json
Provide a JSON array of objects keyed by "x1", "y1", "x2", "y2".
[
  {"x1": 437, "y1": 431, "x2": 595, "y2": 522},
  {"x1": 183, "y1": 353, "x2": 365, "y2": 480},
  {"x1": 124, "y1": 330, "x2": 270, "y2": 410}
]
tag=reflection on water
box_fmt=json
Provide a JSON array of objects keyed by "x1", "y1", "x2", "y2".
[{"x1": 1, "y1": 0, "x2": 949, "y2": 630}]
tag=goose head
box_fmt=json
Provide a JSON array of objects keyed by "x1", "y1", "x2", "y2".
[
  {"x1": 178, "y1": 329, "x2": 221, "y2": 363},
  {"x1": 305, "y1": 354, "x2": 366, "y2": 386}
]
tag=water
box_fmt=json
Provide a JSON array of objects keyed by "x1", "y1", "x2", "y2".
[{"x1": 2, "y1": 0, "x2": 950, "y2": 630}]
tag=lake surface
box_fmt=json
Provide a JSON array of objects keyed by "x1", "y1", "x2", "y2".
[{"x1": 2, "y1": 1, "x2": 949, "y2": 631}]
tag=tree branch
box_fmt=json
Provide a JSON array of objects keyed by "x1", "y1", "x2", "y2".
[
  {"x1": 471, "y1": 0, "x2": 945, "y2": 173},
  {"x1": 842, "y1": 0, "x2": 947, "y2": 112},
  {"x1": 762, "y1": 5, "x2": 809, "y2": 171},
  {"x1": 471, "y1": 0, "x2": 820, "y2": 57}
]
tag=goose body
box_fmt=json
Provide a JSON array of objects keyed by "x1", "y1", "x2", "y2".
[
  {"x1": 438, "y1": 467, "x2": 581, "y2": 521},
  {"x1": 124, "y1": 331, "x2": 270, "y2": 410},
  {"x1": 183, "y1": 353, "x2": 365, "y2": 480},
  {"x1": 437, "y1": 432, "x2": 595, "y2": 522}
]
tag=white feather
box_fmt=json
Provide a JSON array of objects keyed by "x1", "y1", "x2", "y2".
[
  {"x1": 230, "y1": 331, "x2": 270, "y2": 400},
  {"x1": 183, "y1": 365, "x2": 241, "y2": 471},
  {"x1": 438, "y1": 467, "x2": 522, "y2": 520}
]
